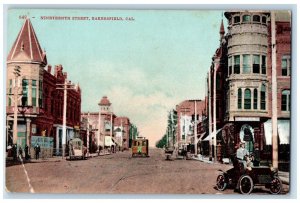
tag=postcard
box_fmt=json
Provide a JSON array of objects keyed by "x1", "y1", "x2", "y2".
[{"x1": 4, "y1": 8, "x2": 291, "y2": 195}]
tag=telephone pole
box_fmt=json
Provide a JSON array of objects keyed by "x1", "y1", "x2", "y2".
[{"x1": 56, "y1": 80, "x2": 75, "y2": 158}]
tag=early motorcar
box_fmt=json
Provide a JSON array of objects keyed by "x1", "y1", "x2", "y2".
[{"x1": 216, "y1": 155, "x2": 283, "y2": 194}]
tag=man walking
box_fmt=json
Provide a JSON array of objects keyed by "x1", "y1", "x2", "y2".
[{"x1": 34, "y1": 144, "x2": 41, "y2": 160}]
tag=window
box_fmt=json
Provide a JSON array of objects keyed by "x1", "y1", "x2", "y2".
[
  {"x1": 216, "y1": 74, "x2": 221, "y2": 90},
  {"x1": 253, "y1": 15, "x2": 261, "y2": 23},
  {"x1": 228, "y1": 56, "x2": 232, "y2": 75},
  {"x1": 216, "y1": 100, "x2": 220, "y2": 119},
  {"x1": 39, "y1": 80, "x2": 43, "y2": 108},
  {"x1": 22, "y1": 79, "x2": 29, "y2": 106},
  {"x1": 234, "y1": 55, "x2": 240, "y2": 74},
  {"x1": 261, "y1": 84, "x2": 266, "y2": 110},
  {"x1": 238, "y1": 88, "x2": 242, "y2": 109},
  {"x1": 244, "y1": 89, "x2": 251, "y2": 109},
  {"x1": 281, "y1": 56, "x2": 290, "y2": 76},
  {"x1": 281, "y1": 90, "x2": 290, "y2": 111},
  {"x1": 32, "y1": 80, "x2": 37, "y2": 106},
  {"x1": 243, "y1": 54, "x2": 251, "y2": 74},
  {"x1": 242, "y1": 15, "x2": 251, "y2": 23},
  {"x1": 253, "y1": 55, "x2": 260, "y2": 73},
  {"x1": 234, "y1": 16, "x2": 240, "y2": 24},
  {"x1": 261, "y1": 55, "x2": 266, "y2": 74},
  {"x1": 262, "y1": 16, "x2": 267, "y2": 24},
  {"x1": 253, "y1": 89, "x2": 258, "y2": 109}
]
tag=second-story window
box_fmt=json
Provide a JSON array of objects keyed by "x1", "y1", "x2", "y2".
[
  {"x1": 32, "y1": 80, "x2": 37, "y2": 106},
  {"x1": 244, "y1": 89, "x2": 251, "y2": 109},
  {"x1": 281, "y1": 55, "x2": 291, "y2": 76},
  {"x1": 234, "y1": 55, "x2": 240, "y2": 74},
  {"x1": 8, "y1": 79, "x2": 12, "y2": 106},
  {"x1": 261, "y1": 84, "x2": 266, "y2": 110},
  {"x1": 238, "y1": 88, "x2": 242, "y2": 109},
  {"x1": 243, "y1": 54, "x2": 251, "y2": 74},
  {"x1": 39, "y1": 80, "x2": 43, "y2": 108},
  {"x1": 253, "y1": 55, "x2": 260, "y2": 73},
  {"x1": 22, "y1": 79, "x2": 29, "y2": 106},
  {"x1": 261, "y1": 55, "x2": 266, "y2": 74},
  {"x1": 281, "y1": 90, "x2": 291, "y2": 111},
  {"x1": 253, "y1": 89, "x2": 258, "y2": 109},
  {"x1": 228, "y1": 56, "x2": 232, "y2": 75}
]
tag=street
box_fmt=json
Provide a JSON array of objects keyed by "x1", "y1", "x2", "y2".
[{"x1": 5, "y1": 148, "x2": 289, "y2": 195}]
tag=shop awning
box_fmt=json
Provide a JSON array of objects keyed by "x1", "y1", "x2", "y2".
[
  {"x1": 104, "y1": 136, "x2": 115, "y2": 146},
  {"x1": 202, "y1": 128, "x2": 222, "y2": 141},
  {"x1": 263, "y1": 119, "x2": 290, "y2": 145}
]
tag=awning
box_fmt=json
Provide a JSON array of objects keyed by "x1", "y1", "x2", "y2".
[
  {"x1": 278, "y1": 120, "x2": 290, "y2": 144},
  {"x1": 263, "y1": 119, "x2": 290, "y2": 145},
  {"x1": 202, "y1": 128, "x2": 222, "y2": 141},
  {"x1": 104, "y1": 136, "x2": 115, "y2": 146}
]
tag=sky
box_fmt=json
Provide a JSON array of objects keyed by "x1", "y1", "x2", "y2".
[{"x1": 6, "y1": 9, "x2": 226, "y2": 147}]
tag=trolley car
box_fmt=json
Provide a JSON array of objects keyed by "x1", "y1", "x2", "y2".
[{"x1": 131, "y1": 137, "x2": 149, "y2": 157}]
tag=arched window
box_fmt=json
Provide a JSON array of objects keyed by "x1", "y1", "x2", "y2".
[
  {"x1": 238, "y1": 88, "x2": 242, "y2": 109},
  {"x1": 281, "y1": 90, "x2": 291, "y2": 111},
  {"x1": 242, "y1": 15, "x2": 251, "y2": 23},
  {"x1": 253, "y1": 15, "x2": 261, "y2": 23},
  {"x1": 244, "y1": 89, "x2": 251, "y2": 109},
  {"x1": 261, "y1": 84, "x2": 266, "y2": 110},
  {"x1": 253, "y1": 89, "x2": 258, "y2": 109},
  {"x1": 234, "y1": 16, "x2": 240, "y2": 24},
  {"x1": 240, "y1": 124, "x2": 255, "y2": 153}
]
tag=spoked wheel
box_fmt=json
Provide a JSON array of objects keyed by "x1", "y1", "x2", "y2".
[
  {"x1": 270, "y1": 177, "x2": 282, "y2": 194},
  {"x1": 216, "y1": 174, "x2": 227, "y2": 191},
  {"x1": 239, "y1": 175, "x2": 253, "y2": 194}
]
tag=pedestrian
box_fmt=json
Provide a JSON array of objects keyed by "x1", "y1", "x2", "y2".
[
  {"x1": 253, "y1": 143, "x2": 260, "y2": 166},
  {"x1": 25, "y1": 145, "x2": 30, "y2": 160},
  {"x1": 12, "y1": 144, "x2": 17, "y2": 161},
  {"x1": 34, "y1": 144, "x2": 41, "y2": 160},
  {"x1": 18, "y1": 146, "x2": 23, "y2": 159}
]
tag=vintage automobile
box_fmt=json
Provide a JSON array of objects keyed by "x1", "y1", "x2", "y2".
[
  {"x1": 216, "y1": 155, "x2": 283, "y2": 194},
  {"x1": 69, "y1": 138, "x2": 87, "y2": 160},
  {"x1": 131, "y1": 137, "x2": 149, "y2": 157}
]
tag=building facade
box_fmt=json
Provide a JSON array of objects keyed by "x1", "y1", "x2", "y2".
[
  {"x1": 206, "y1": 11, "x2": 291, "y2": 164},
  {"x1": 6, "y1": 18, "x2": 81, "y2": 157}
]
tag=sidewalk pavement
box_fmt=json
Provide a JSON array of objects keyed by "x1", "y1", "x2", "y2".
[{"x1": 191, "y1": 154, "x2": 289, "y2": 185}]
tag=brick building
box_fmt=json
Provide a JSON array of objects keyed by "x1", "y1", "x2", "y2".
[
  {"x1": 205, "y1": 11, "x2": 291, "y2": 164},
  {"x1": 6, "y1": 18, "x2": 81, "y2": 156}
]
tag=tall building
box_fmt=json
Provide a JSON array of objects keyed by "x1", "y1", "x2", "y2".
[
  {"x1": 206, "y1": 11, "x2": 291, "y2": 163},
  {"x1": 6, "y1": 18, "x2": 81, "y2": 157},
  {"x1": 114, "y1": 117, "x2": 130, "y2": 150}
]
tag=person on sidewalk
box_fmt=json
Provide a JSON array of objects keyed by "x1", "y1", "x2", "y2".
[
  {"x1": 18, "y1": 146, "x2": 23, "y2": 159},
  {"x1": 34, "y1": 144, "x2": 41, "y2": 160},
  {"x1": 25, "y1": 145, "x2": 30, "y2": 160}
]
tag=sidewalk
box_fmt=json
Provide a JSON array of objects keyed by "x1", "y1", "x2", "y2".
[{"x1": 191, "y1": 155, "x2": 289, "y2": 185}]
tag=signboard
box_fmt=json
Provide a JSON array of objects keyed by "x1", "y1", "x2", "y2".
[
  {"x1": 31, "y1": 136, "x2": 54, "y2": 149},
  {"x1": 235, "y1": 117, "x2": 260, "y2": 122}
]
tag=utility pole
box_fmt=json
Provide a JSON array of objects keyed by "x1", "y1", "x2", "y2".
[
  {"x1": 213, "y1": 63, "x2": 217, "y2": 162},
  {"x1": 12, "y1": 66, "x2": 22, "y2": 149},
  {"x1": 86, "y1": 112, "x2": 90, "y2": 157},
  {"x1": 271, "y1": 11, "x2": 278, "y2": 169},
  {"x1": 56, "y1": 79, "x2": 75, "y2": 158},
  {"x1": 194, "y1": 100, "x2": 197, "y2": 155},
  {"x1": 208, "y1": 70, "x2": 212, "y2": 161}
]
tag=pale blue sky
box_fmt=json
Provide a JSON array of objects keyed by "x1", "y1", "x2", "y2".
[{"x1": 7, "y1": 9, "x2": 226, "y2": 146}]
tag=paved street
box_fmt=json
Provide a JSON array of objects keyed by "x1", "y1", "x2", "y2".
[{"x1": 5, "y1": 148, "x2": 289, "y2": 195}]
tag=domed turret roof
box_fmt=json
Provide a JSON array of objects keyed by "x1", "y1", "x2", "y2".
[{"x1": 99, "y1": 96, "x2": 111, "y2": 106}]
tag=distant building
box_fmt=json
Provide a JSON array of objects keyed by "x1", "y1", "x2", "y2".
[{"x1": 114, "y1": 117, "x2": 131, "y2": 150}]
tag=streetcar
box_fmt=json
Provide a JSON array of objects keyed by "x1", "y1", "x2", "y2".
[
  {"x1": 131, "y1": 137, "x2": 149, "y2": 157},
  {"x1": 68, "y1": 138, "x2": 87, "y2": 160}
]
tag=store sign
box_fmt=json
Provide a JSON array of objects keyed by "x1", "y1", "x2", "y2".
[
  {"x1": 235, "y1": 117, "x2": 260, "y2": 122},
  {"x1": 31, "y1": 136, "x2": 54, "y2": 148}
]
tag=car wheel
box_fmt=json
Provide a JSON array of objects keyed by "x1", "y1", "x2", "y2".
[
  {"x1": 238, "y1": 175, "x2": 253, "y2": 194},
  {"x1": 270, "y1": 177, "x2": 282, "y2": 194},
  {"x1": 216, "y1": 174, "x2": 227, "y2": 191}
]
